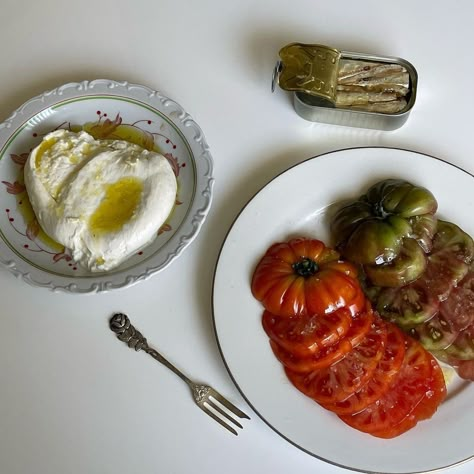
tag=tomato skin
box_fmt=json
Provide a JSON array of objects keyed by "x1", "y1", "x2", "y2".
[{"x1": 252, "y1": 238, "x2": 365, "y2": 317}]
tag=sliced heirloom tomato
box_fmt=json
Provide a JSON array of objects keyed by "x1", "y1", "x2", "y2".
[
  {"x1": 438, "y1": 269, "x2": 474, "y2": 333},
  {"x1": 431, "y1": 220, "x2": 474, "y2": 265},
  {"x1": 364, "y1": 238, "x2": 427, "y2": 288},
  {"x1": 286, "y1": 317, "x2": 387, "y2": 406},
  {"x1": 272, "y1": 304, "x2": 374, "y2": 373},
  {"x1": 443, "y1": 321, "x2": 474, "y2": 360},
  {"x1": 408, "y1": 312, "x2": 459, "y2": 352},
  {"x1": 372, "y1": 351, "x2": 446, "y2": 439},
  {"x1": 331, "y1": 179, "x2": 438, "y2": 287},
  {"x1": 339, "y1": 336, "x2": 442, "y2": 437},
  {"x1": 252, "y1": 238, "x2": 365, "y2": 317},
  {"x1": 262, "y1": 307, "x2": 352, "y2": 358},
  {"x1": 321, "y1": 321, "x2": 406, "y2": 415},
  {"x1": 421, "y1": 220, "x2": 474, "y2": 301},
  {"x1": 367, "y1": 222, "x2": 474, "y2": 332},
  {"x1": 373, "y1": 279, "x2": 439, "y2": 329}
]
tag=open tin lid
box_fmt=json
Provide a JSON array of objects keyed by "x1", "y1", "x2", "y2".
[{"x1": 272, "y1": 43, "x2": 341, "y2": 105}]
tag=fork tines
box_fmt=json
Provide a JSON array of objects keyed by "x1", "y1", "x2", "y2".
[{"x1": 196, "y1": 386, "x2": 250, "y2": 435}]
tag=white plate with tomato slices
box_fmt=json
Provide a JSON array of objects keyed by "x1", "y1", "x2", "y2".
[{"x1": 212, "y1": 147, "x2": 474, "y2": 474}]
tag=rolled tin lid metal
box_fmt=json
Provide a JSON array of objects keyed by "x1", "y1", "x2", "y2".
[{"x1": 273, "y1": 43, "x2": 341, "y2": 106}]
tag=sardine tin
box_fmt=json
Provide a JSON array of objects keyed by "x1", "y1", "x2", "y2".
[{"x1": 273, "y1": 43, "x2": 418, "y2": 130}]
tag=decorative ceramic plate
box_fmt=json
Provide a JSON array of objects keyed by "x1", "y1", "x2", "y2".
[
  {"x1": 213, "y1": 148, "x2": 474, "y2": 474},
  {"x1": 0, "y1": 79, "x2": 214, "y2": 293}
]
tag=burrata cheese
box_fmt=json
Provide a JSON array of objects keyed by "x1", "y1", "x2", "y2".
[{"x1": 24, "y1": 129, "x2": 177, "y2": 272}]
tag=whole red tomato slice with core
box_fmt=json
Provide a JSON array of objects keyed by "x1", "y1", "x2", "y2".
[
  {"x1": 372, "y1": 351, "x2": 446, "y2": 438},
  {"x1": 339, "y1": 336, "x2": 440, "y2": 436},
  {"x1": 308, "y1": 317, "x2": 388, "y2": 405},
  {"x1": 275, "y1": 305, "x2": 374, "y2": 374},
  {"x1": 287, "y1": 316, "x2": 386, "y2": 405},
  {"x1": 262, "y1": 307, "x2": 353, "y2": 358},
  {"x1": 322, "y1": 322, "x2": 406, "y2": 415},
  {"x1": 252, "y1": 238, "x2": 365, "y2": 317}
]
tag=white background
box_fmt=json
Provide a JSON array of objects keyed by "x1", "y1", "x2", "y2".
[{"x1": 0, "y1": 1, "x2": 473, "y2": 473}]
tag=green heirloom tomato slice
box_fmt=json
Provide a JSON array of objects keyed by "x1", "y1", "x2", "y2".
[
  {"x1": 372, "y1": 278, "x2": 439, "y2": 329},
  {"x1": 409, "y1": 214, "x2": 438, "y2": 253},
  {"x1": 420, "y1": 221, "x2": 474, "y2": 300},
  {"x1": 408, "y1": 312, "x2": 459, "y2": 351},
  {"x1": 444, "y1": 322, "x2": 474, "y2": 360},
  {"x1": 364, "y1": 238, "x2": 427, "y2": 288},
  {"x1": 432, "y1": 220, "x2": 474, "y2": 264}
]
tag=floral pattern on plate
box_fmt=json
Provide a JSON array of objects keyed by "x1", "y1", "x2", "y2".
[{"x1": 0, "y1": 79, "x2": 214, "y2": 293}]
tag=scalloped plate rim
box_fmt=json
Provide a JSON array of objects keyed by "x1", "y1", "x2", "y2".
[{"x1": 0, "y1": 79, "x2": 214, "y2": 294}]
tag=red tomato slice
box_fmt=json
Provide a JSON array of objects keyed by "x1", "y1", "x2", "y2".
[
  {"x1": 339, "y1": 336, "x2": 432, "y2": 435},
  {"x1": 262, "y1": 307, "x2": 353, "y2": 358},
  {"x1": 409, "y1": 352, "x2": 446, "y2": 421},
  {"x1": 306, "y1": 317, "x2": 387, "y2": 405},
  {"x1": 321, "y1": 322, "x2": 406, "y2": 415},
  {"x1": 276, "y1": 340, "x2": 352, "y2": 375},
  {"x1": 273, "y1": 306, "x2": 374, "y2": 373},
  {"x1": 372, "y1": 351, "x2": 446, "y2": 438}
]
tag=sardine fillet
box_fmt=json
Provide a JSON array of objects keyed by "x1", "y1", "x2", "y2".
[
  {"x1": 343, "y1": 99, "x2": 408, "y2": 114},
  {"x1": 336, "y1": 91, "x2": 399, "y2": 107}
]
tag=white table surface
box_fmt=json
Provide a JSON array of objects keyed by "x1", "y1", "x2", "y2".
[{"x1": 1, "y1": 1, "x2": 473, "y2": 473}]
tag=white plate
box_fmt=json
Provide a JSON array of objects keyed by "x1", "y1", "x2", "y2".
[
  {"x1": 212, "y1": 148, "x2": 474, "y2": 474},
  {"x1": 0, "y1": 79, "x2": 213, "y2": 293}
]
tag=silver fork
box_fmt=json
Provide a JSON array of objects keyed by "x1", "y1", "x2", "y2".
[{"x1": 109, "y1": 313, "x2": 250, "y2": 435}]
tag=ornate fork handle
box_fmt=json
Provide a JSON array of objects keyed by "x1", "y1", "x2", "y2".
[
  {"x1": 109, "y1": 313, "x2": 249, "y2": 435},
  {"x1": 110, "y1": 313, "x2": 193, "y2": 386},
  {"x1": 110, "y1": 313, "x2": 249, "y2": 434}
]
